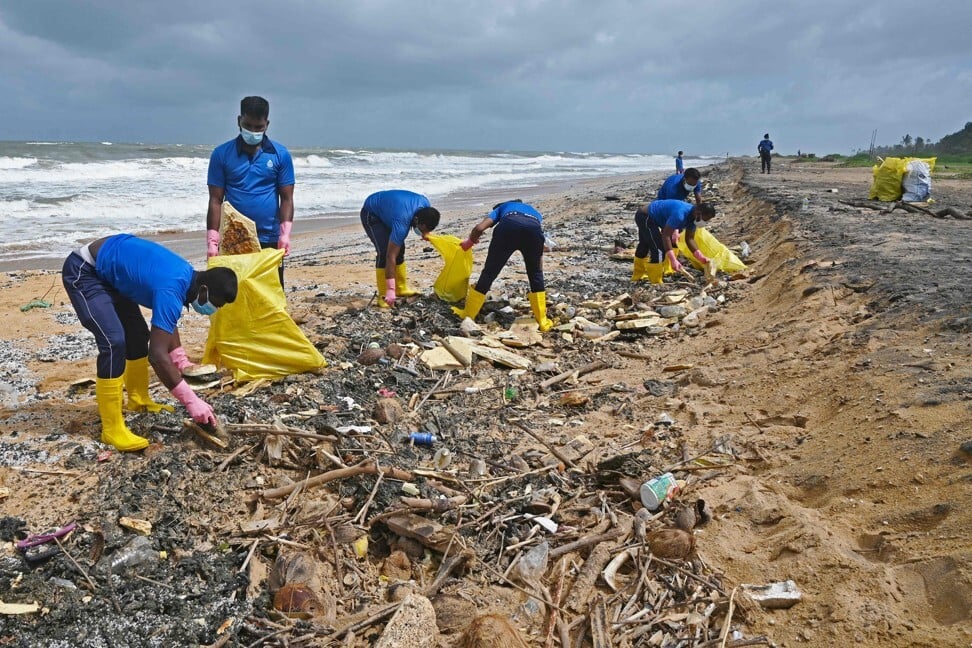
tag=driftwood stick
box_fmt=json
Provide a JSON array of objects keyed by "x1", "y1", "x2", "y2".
[
  {"x1": 565, "y1": 541, "x2": 614, "y2": 613},
  {"x1": 549, "y1": 527, "x2": 626, "y2": 561},
  {"x1": 508, "y1": 419, "x2": 577, "y2": 469},
  {"x1": 184, "y1": 419, "x2": 228, "y2": 449},
  {"x1": 217, "y1": 443, "x2": 253, "y2": 472},
  {"x1": 589, "y1": 594, "x2": 613, "y2": 648},
  {"x1": 331, "y1": 602, "x2": 402, "y2": 640},
  {"x1": 399, "y1": 495, "x2": 468, "y2": 512},
  {"x1": 225, "y1": 423, "x2": 338, "y2": 443},
  {"x1": 539, "y1": 360, "x2": 611, "y2": 392},
  {"x1": 259, "y1": 460, "x2": 414, "y2": 500}
]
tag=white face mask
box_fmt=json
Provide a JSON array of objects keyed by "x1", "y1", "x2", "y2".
[{"x1": 683, "y1": 182, "x2": 697, "y2": 192}]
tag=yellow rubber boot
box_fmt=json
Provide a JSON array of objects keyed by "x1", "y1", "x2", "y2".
[
  {"x1": 124, "y1": 357, "x2": 174, "y2": 413},
  {"x1": 644, "y1": 262, "x2": 665, "y2": 284},
  {"x1": 96, "y1": 377, "x2": 149, "y2": 452},
  {"x1": 394, "y1": 263, "x2": 420, "y2": 297},
  {"x1": 632, "y1": 256, "x2": 648, "y2": 281},
  {"x1": 528, "y1": 291, "x2": 554, "y2": 332},
  {"x1": 375, "y1": 268, "x2": 391, "y2": 308},
  {"x1": 451, "y1": 287, "x2": 487, "y2": 321}
]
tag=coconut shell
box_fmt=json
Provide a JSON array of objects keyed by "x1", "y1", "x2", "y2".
[
  {"x1": 273, "y1": 583, "x2": 324, "y2": 619},
  {"x1": 457, "y1": 614, "x2": 529, "y2": 648},
  {"x1": 646, "y1": 528, "x2": 696, "y2": 560}
]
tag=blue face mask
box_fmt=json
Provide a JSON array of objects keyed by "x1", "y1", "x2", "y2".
[
  {"x1": 412, "y1": 225, "x2": 423, "y2": 238},
  {"x1": 240, "y1": 127, "x2": 264, "y2": 146},
  {"x1": 191, "y1": 295, "x2": 218, "y2": 316}
]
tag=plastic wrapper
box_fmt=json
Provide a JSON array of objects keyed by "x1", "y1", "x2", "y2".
[{"x1": 219, "y1": 201, "x2": 262, "y2": 255}]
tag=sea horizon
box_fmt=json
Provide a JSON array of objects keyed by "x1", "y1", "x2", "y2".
[{"x1": 0, "y1": 140, "x2": 717, "y2": 267}]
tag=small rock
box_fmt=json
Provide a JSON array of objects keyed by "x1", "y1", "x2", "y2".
[
  {"x1": 357, "y1": 347, "x2": 385, "y2": 365},
  {"x1": 959, "y1": 440, "x2": 972, "y2": 456},
  {"x1": 742, "y1": 580, "x2": 802, "y2": 609},
  {"x1": 375, "y1": 593, "x2": 438, "y2": 648},
  {"x1": 373, "y1": 398, "x2": 404, "y2": 424}
]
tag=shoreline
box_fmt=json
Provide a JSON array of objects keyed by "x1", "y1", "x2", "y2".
[{"x1": 0, "y1": 170, "x2": 662, "y2": 272}]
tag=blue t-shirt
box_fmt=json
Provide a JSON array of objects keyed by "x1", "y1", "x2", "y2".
[
  {"x1": 362, "y1": 190, "x2": 432, "y2": 246},
  {"x1": 675, "y1": 156, "x2": 684, "y2": 173},
  {"x1": 95, "y1": 235, "x2": 194, "y2": 334},
  {"x1": 488, "y1": 201, "x2": 543, "y2": 225},
  {"x1": 648, "y1": 200, "x2": 697, "y2": 232},
  {"x1": 657, "y1": 173, "x2": 702, "y2": 201},
  {"x1": 758, "y1": 139, "x2": 774, "y2": 153},
  {"x1": 207, "y1": 136, "x2": 295, "y2": 243}
]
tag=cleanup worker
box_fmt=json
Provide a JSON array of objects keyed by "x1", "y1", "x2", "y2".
[
  {"x1": 62, "y1": 234, "x2": 238, "y2": 451},
  {"x1": 758, "y1": 133, "x2": 774, "y2": 174},
  {"x1": 360, "y1": 189, "x2": 440, "y2": 307},
  {"x1": 657, "y1": 168, "x2": 703, "y2": 205},
  {"x1": 631, "y1": 200, "x2": 716, "y2": 283},
  {"x1": 452, "y1": 199, "x2": 554, "y2": 331},
  {"x1": 675, "y1": 151, "x2": 684, "y2": 174}
]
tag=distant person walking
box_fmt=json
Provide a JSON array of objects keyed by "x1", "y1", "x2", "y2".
[
  {"x1": 452, "y1": 199, "x2": 554, "y2": 331},
  {"x1": 758, "y1": 133, "x2": 774, "y2": 174},
  {"x1": 657, "y1": 168, "x2": 703, "y2": 205},
  {"x1": 631, "y1": 200, "x2": 716, "y2": 284},
  {"x1": 675, "y1": 151, "x2": 684, "y2": 174},
  {"x1": 206, "y1": 96, "x2": 295, "y2": 287},
  {"x1": 360, "y1": 190, "x2": 440, "y2": 308}
]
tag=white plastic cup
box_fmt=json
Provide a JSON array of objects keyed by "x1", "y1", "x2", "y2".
[{"x1": 640, "y1": 472, "x2": 679, "y2": 510}]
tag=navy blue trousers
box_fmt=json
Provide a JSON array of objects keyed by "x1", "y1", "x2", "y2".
[
  {"x1": 361, "y1": 209, "x2": 406, "y2": 268},
  {"x1": 62, "y1": 252, "x2": 149, "y2": 378},
  {"x1": 476, "y1": 213, "x2": 545, "y2": 294},
  {"x1": 634, "y1": 209, "x2": 665, "y2": 263}
]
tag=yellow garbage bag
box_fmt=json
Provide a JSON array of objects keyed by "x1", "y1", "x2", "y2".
[
  {"x1": 677, "y1": 227, "x2": 747, "y2": 273},
  {"x1": 203, "y1": 248, "x2": 327, "y2": 382},
  {"x1": 869, "y1": 157, "x2": 937, "y2": 201},
  {"x1": 427, "y1": 233, "x2": 473, "y2": 303}
]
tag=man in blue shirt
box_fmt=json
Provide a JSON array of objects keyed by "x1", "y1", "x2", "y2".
[
  {"x1": 62, "y1": 235, "x2": 238, "y2": 451},
  {"x1": 631, "y1": 200, "x2": 716, "y2": 283},
  {"x1": 452, "y1": 200, "x2": 553, "y2": 331},
  {"x1": 207, "y1": 96, "x2": 295, "y2": 286},
  {"x1": 657, "y1": 168, "x2": 703, "y2": 205},
  {"x1": 758, "y1": 134, "x2": 774, "y2": 174},
  {"x1": 360, "y1": 190, "x2": 440, "y2": 307},
  {"x1": 675, "y1": 151, "x2": 684, "y2": 174}
]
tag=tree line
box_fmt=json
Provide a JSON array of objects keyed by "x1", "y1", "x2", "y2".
[{"x1": 870, "y1": 121, "x2": 972, "y2": 156}]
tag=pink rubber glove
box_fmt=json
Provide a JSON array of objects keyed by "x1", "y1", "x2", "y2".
[
  {"x1": 168, "y1": 346, "x2": 195, "y2": 372},
  {"x1": 278, "y1": 221, "x2": 292, "y2": 256},
  {"x1": 693, "y1": 249, "x2": 709, "y2": 264},
  {"x1": 666, "y1": 250, "x2": 683, "y2": 273},
  {"x1": 206, "y1": 229, "x2": 220, "y2": 258},
  {"x1": 171, "y1": 380, "x2": 217, "y2": 426},
  {"x1": 460, "y1": 238, "x2": 475, "y2": 251},
  {"x1": 384, "y1": 277, "x2": 397, "y2": 306}
]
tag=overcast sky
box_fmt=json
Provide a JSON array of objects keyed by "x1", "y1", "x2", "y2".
[{"x1": 1, "y1": 1, "x2": 969, "y2": 155}]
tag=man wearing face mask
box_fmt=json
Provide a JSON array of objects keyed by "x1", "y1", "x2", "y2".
[
  {"x1": 206, "y1": 96, "x2": 295, "y2": 287},
  {"x1": 656, "y1": 168, "x2": 703, "y2": 205},
  {"x1": 631, "y1": 200, "x2": 717, "y2": 283},
  {"x1": 62, "y1": 234, "x2": 238, "y2": 452},
  {"x1": 360, "y1": 190, "x2": 440, "y2": 307}
]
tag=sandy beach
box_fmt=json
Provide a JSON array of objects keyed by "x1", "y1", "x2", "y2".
[{"x1": 1, "y1": 159, "x2": 970, "y2": 647}]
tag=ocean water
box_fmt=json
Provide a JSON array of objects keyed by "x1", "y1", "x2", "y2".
[{"x1": 0, "y1": 140, "x2": 702, "y2": 265}]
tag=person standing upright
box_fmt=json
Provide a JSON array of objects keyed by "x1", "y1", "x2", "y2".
[
  {"x1": 206, "y1": 96, "x2": 295, "y2": 287},
  {"x1": 675, "y1": 151, "x2": 684, "y2": 174},
  {"x1": 758, "y1": 133, "x2": 774, "y2": 174}
]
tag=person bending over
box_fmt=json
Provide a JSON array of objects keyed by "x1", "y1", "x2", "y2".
[{"x1": 631, "y1": 200, "x2": 716, "y2": 284}]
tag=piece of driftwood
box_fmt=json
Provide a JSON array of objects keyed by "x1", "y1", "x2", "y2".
[
  {"x1": 565, "y1": 541, "x2": 614, "y2": 613},
  {"x1": 383, "y1": 512, "x2": 456, "y2": 553},
  {"x1": 184, "y1": 419, "x2": 228, "y2": 449},
  {"x1": 589, "y1": 594, "x2": 613, "y2": 648},
  {"x1": 400, "y1": 495, "x2": 468, "y2": 513},
  {"x1": 539, "y1": 360, "x2": 611, "y2": 392},
  {"x1": 508, "y1": 419, "x2": 577, "y2": 469},
  {"x1": 259, "y1": 460, "x2": 414, "y2": 500},
  {"x1": 425, "y1": 550, "x2": 475, "y2": 598},
  {"x1": 933, "y1": 206, "x2": 972, "y2": 220},
  {"x1": 548, "y1": 527, "x2": 626, "y2": 561},
  {"x1": 225, "y1": 423, "x2": 338, "y2": 443}
]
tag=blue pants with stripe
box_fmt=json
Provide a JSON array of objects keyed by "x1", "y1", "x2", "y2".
[
  {"x1": 62, "y1": 252, "x2": 149, "y2": 379},
  {"x1": 360, "y1": 209, "x2": 406, "y2": 268}
]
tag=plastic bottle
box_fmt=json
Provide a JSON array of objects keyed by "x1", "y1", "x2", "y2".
[
  {"x1": 110, "y1": 536, "x2": 157, "y2": 573},
  {"x1": 407, "y1": 432, "x2": 436, "y2": 446},
  {"x1": 801, "y1": 196, "x2": 810, "y2": 211}
]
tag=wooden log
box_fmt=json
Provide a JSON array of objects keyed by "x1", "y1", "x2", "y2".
[
  {"x1": 539, "y1": 360, "x2": 611, "y2": 392},
  {"x1": 259, "y1": 460, "x2": 413, "y2": 500}
]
